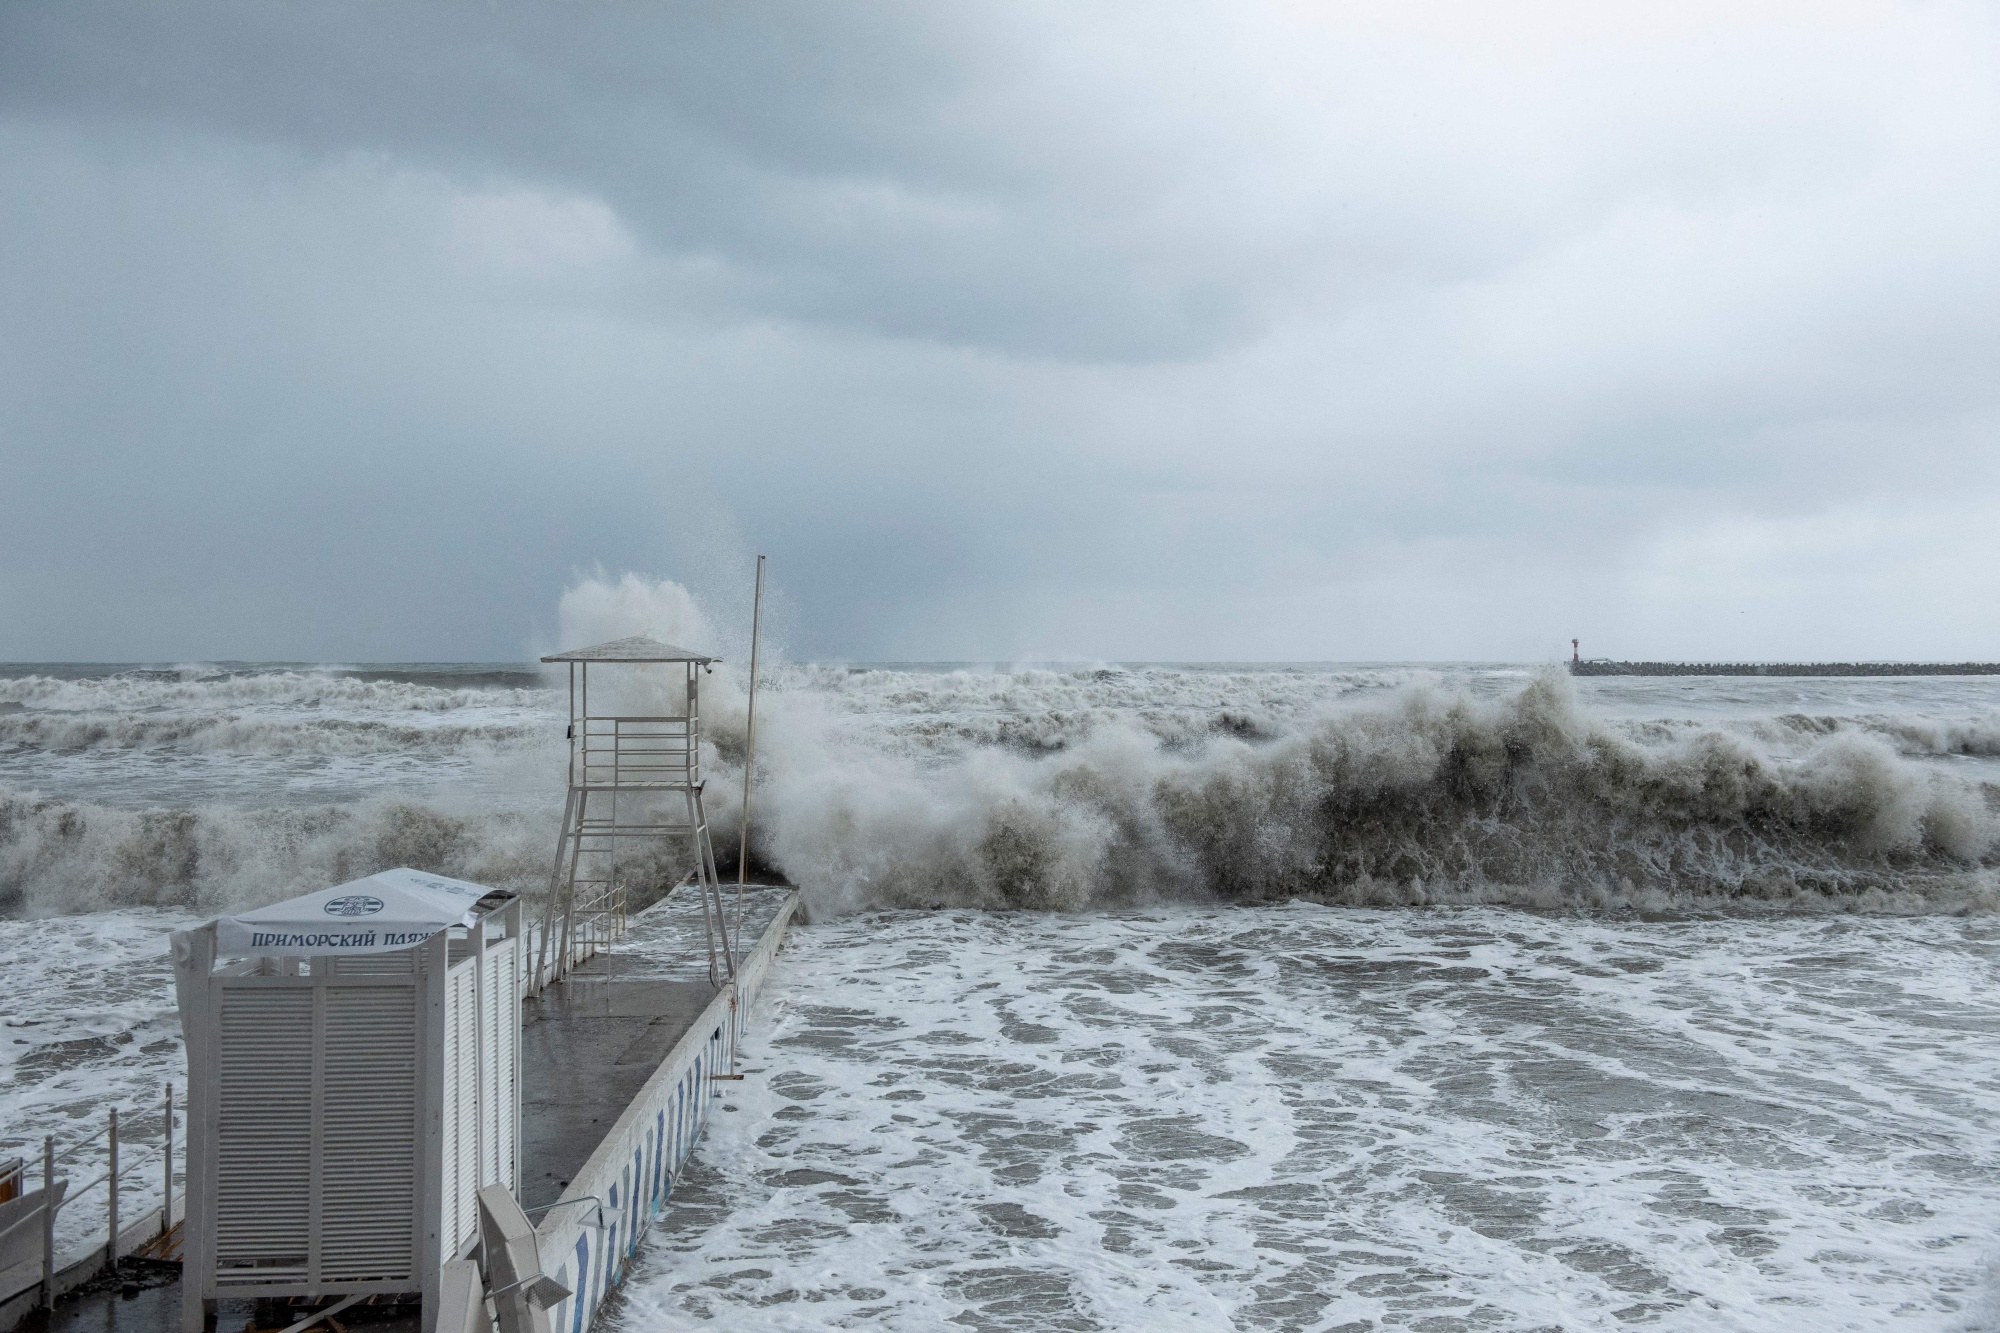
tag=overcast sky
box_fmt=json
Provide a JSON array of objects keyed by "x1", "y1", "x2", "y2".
[{"x1": 3, "y1": 1, "x2": 1998, "y2": 663}]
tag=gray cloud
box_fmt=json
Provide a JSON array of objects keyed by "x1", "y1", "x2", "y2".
[
  {"x1": 0, "y1": 2, "x2": 1272, "y2": 359},
  {"x1": 2, "y1": 1, "x2": 1999, "y2": 662}
]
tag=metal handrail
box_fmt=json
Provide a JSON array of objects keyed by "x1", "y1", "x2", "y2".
[
  {"x1": 51, "y1": 1170, "x2": 109, "y2": 1206},
  {"x1": 19, "y1": 1085, "x2": 182, "y2": 1309},
  {"x1": 523, "y1": 1195, "x2": 608, "y2": 1230},
  {"x1": 48, "y1": 1138, "x2": 180, "y2": 1215},
  {"x1": 39, "y1": 1133, "x2": 180, "y2": 1192}
]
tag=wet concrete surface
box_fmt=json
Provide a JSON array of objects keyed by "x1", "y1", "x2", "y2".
[{"x1": 518, "y1": 957, "x2": 718, "y2": 1213}]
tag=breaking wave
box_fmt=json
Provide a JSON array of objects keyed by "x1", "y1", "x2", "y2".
[
  {"x1": 0, "y1": 712, "x2": 541, "y2": 757},
  {"x1": 4, "y1": 638, "x2": 1999, "y2": 919},
  {"x1": 0, "y1": 668, "x2": 550, "y2": 714},
  {"x1": 0, "y1": 795, "x2": 560, "y2": 917},
  {"x1": 761, "y1": 670, "x2": 2000, "y2": 916}
]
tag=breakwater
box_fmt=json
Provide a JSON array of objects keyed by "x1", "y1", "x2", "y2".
[{"x1": 1568, "y1": 661, "x2": 2000, "y2": 677}]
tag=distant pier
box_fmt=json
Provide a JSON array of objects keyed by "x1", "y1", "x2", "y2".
[{"x1": 1568, "y1": 661, "x2": 2000, "y2": 677}]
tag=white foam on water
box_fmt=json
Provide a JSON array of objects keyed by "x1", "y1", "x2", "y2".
[
  {"x1": 0, "y1": 667, "x2": 561, "y2": 807},
  {"x1": 615, "y1": 905, "x2": 2000, "y2": 1332},
  {"x1": 0, "y1": 664, "x2": 577, "y2": 913},
  {"x1": 0, "y1": 907, "x2": 196, "y2": 1258}
]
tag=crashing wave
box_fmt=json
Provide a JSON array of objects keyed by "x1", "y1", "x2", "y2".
[
  {"x1": 3, "y1": 664, "x2": 1997, "y2": 920},
  {"x1": 0, "y1": 794, "x2": 560, "y2": 917},
  {"x1": 0, "y1": 712, "x2": 542, "y2": 757},
  {"x1": 764, "y1": 671, "x2": 2000, "y2": 915},
  {"x1": 0, "y1": 668, "x2": 553, "y2": 714}
]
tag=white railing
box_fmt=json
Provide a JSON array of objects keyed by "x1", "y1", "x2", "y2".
[{"x1": 2, "y1": 1083, "x2": 183, "y2": 1314}]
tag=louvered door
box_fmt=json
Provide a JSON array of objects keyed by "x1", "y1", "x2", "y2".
[
  {"x1": 319, "y1": 986, "x2": 418, "y2": 1282},
  {"x1": 441, "y1": 960, "x2": 481, "y2": 1261},
  {"x1": 482, "y1": 936, "x2": 519, "y2": 1192},
  {"x1": 213, "y1": 977, "x2": 424, "y2": 1290},
  {"x1": 214, "y1": 989, "x2": 314, "y2": 1285}
]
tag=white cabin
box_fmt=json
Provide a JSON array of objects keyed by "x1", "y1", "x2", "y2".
[{"x1": 169, "y1": 869, "x2": 522, "y2": 1333}]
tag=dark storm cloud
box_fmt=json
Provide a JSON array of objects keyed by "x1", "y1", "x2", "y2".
[
  {"x1": 2, "y1": 1, "x2": 1999, "y2": 661},
  {"x1": 0, "y1": 1, "x2": 1258, "y2": 360}
]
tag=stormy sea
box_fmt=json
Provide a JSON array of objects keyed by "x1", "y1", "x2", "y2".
[{"x1": 3, "y1": 647, "x2": 1998, "y2": 1330}]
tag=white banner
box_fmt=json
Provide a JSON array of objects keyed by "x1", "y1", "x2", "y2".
[{"x1": 215, "y1": 867, "x2": 504, "y2": 956}]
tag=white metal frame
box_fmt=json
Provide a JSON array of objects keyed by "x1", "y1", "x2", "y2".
[{"x1": 534, "y1": 644, "x2": 735, "y2": 991}]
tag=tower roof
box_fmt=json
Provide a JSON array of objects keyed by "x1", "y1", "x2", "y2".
[{"x1": 540, "y1": 634, "x2": 718, "y2": 664}]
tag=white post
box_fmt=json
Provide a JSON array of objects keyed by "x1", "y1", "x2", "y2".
[
  {"x1": 162, "y1": 1083, "x2": 174, "y2": 1238},
  {"x1": 419, "y1": 929, "x2": 449, "y2": 1333},
  {"x1": 40, "y1": 1136, "x2": 54, "y2": 1311},
  {"x1": 105, "y1": 1106, "x2": 118, "y2": 1275},
  {"x1": 171, "y1": 924, "x2": 219, "y2": 1333}
]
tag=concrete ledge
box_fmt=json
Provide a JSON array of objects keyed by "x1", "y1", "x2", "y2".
[{"x1": 0, "y1": 1199, "x2": 181, "y2": 1332}]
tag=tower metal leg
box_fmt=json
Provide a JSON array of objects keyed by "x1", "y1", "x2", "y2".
[
  {"x1": 684, "y1": 785, "x2": 723, "y2": 986},
  {"x1": 534, "y1": 787, "x2": 580, "y2": 991},
  {"x1": 558, "y1": 785, "x2": 593, "y2": 975},
  {"x1": 691, "y1": 785, "x2": 735, "y2": 980}
]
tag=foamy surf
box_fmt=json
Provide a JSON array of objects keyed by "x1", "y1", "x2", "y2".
[
  {"x1": 0, "y1": 907, "x2": 197, "y2": 1259},
  {"x1": 614, "y1": 904, "x2": 2000, "y2": 1332}
]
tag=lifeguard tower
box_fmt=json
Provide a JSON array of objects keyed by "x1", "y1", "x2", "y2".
[{"x1": 535, "y1": 636, "x2": 735, "y2": 990}]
